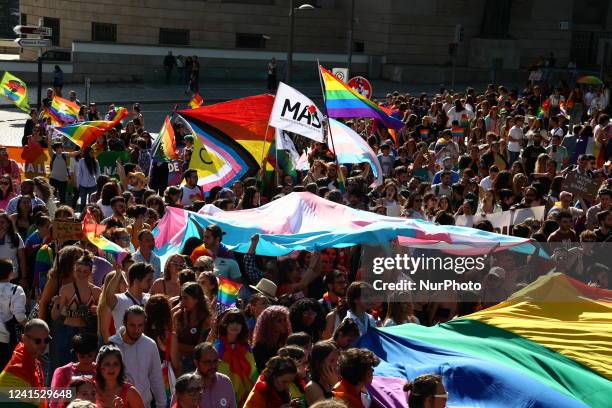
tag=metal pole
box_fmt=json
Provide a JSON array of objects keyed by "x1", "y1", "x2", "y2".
[
  {"x1": 287, "y1": 0, "x2": 294, "y2": 85},
  {"x1": 451, "y1": 52, "x2": 457, "y2": 90},
  {"x1": 37, "y1": 17, "x2": 43, "y2": 110},
  {"x1": 600, "y1": 42, "x2": 609, "y2": 82},
  {"x1": 347, "y1": 0, "x2": 355, "y2": 75}
]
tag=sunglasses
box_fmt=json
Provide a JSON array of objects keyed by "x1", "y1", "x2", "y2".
[
  {"x1": 27, "y1": 334, "x2": 52, "y2": 345},
  {"x1": 194, "y1": 266, "x2": 209, "y2": 272}
]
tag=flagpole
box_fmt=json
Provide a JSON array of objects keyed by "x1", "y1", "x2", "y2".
[{"x1": 316, "y1": 61, "x2": 343, "y2": 190}]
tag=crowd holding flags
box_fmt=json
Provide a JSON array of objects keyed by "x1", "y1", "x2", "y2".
[{"x1": 2, "y1": 66, "x2": 403, "y2": 194}]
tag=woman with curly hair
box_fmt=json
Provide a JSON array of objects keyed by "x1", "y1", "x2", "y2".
[
  {"x1": 252, "y1": 305, "x2": 291, "y2": 372},
  {"x1": 244, "y1": 356, "x2": 297, "y2": 408},
  {"x1": 333, "y1": 348, "x2": 380, "y2": 408},
  {"x1": 144, "y1": 294, "x2": 173, "y2": 362},
  {"x1": 289, "y1": 298, "x2": 326, "y2": 343},
  {"x1": 214, "y1": 309, "x2": 258, "y2": 406}
]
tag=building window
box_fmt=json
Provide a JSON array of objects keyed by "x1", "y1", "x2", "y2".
[
  {"x1": 92, "y1": 22, "x2": 117, "y2": 42},
  {"x1": 43, "y1": 17, "x2": 60, "y2": 46},
  {"x1": 236, "y1": 33, "x2": 266, "y2": 49},
  {"x1": 20, "y1": 13, "x2": 26, "y2": 25},
  {"x1": 353, "y1": 41, "x2": 364, "y2": 53},
  {"x1": 159, "y1": 28, "x2": 190, "y2": 45}
]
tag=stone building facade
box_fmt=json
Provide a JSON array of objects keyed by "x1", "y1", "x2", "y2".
[{"x1": 17, "y1": 0, "x2": 612, "y2": 83}]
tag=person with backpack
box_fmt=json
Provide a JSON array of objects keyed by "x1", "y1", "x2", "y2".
[
  {"x1": 49, "y1": 140, "x2": 80, "y2": 204},
  {"x1": 0, "y1": 258, "x2": 27, "y2": 369}
]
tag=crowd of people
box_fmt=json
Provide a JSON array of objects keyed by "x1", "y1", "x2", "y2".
[{"x1": 0, "y1": 75, "x2": 610, "y2": 408}]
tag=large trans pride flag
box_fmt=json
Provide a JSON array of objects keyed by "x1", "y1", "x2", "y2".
[{"x1": 359, "y1": 273, "x2": 611, "y2": 408}]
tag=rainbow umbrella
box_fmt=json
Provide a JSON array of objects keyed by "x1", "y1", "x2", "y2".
[{"x1": 577, "y1": 75, "x2": 603, "y2": 85}]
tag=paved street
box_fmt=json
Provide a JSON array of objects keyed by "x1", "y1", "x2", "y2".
[{"x1": 1, "y1": 79, "x2": 491, "y2": 146}]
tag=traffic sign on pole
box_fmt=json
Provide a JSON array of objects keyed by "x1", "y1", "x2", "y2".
[
  {"x1": 13, "y1": 25, "x2": 52, "y2": 36},
  {"x1": 14, "y1": 38, "x2": 51, "y2": 47},
  {"x1": 348, "y1": 76, "x2": 373, "y2": 99}
]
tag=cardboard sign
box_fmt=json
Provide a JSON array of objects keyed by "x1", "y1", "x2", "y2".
[
  {"x1": 561, "y1": 172, "x2": 600, "y2": 200},
  {"x1": 52, "y1": 220, "x2": 83, "y2": 241},
  {"x1": 455, "y1": 206, "x2": 545, "y2": 235}
]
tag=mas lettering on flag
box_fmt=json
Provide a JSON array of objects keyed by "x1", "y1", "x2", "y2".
[{"x1": 269, "y1": 82, "x2": 325, "y2": 143}]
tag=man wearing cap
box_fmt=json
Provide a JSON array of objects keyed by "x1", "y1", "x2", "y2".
[
  {"x1": 201, "y1": 225, "x2": 242, "y2": 285},
  {"x1": 431, "y1": 156, "x2": 459, "y2": 185},
  {"x1": 180, "y1": 168, "x2": 204, "y2": 207},
  {"x1": 481, "y1": 267, "x2": 508, "y2": 307}
]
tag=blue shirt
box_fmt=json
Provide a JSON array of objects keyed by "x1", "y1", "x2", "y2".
[
  {"x1": 431, "y1": 169, "x2": 460, "y2": 185},
  {"x1": 6, "y1": 195, "x2": 45, "y2": 215},
  {"x1": 133, "y1": 249, "x2": 162, "y2": 280}
]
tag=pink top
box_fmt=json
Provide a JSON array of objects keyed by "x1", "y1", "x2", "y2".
[{"x1": 50, "y1": 362, "x2": 96, "y2": 408}]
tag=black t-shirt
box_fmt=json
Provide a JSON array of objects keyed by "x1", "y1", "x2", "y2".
[
  {"x1": 595, "y1": 228, "x2": 612, "y2": 242},
  {"x1": 521, "y1": 145, "x2": 546, "y2": 174}
]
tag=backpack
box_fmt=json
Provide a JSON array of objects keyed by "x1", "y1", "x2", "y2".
[{"x1": 50, "y1": 152, "x2": 69, "y2": 178}]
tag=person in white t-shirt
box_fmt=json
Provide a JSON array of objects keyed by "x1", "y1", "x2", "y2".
[
  {"x1": 479, "y1": 165, "x2": 499, "y2": 191},
  {"x1": 105, "y1": 262, "x2": 154, "y2": 332},
  {"x1": 507, "y1": 116, "x2": 525, "y2": 164},
  {"x1": 180, "y1": 168, "x2": 204, "y2": 207}
]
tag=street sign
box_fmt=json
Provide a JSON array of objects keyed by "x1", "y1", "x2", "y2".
[
  {"x1": 13, "y1": 25, "x2": 52, "y2": 36},
  {"x1": 348, "y1": 76, "x2": 372, "y2": 99},
  {"x1": 332, "y1": 68, "x2": 349, "y2": 82},
  {"x1": 14, "y1": 38, "x2": 51, "y2": 47}
]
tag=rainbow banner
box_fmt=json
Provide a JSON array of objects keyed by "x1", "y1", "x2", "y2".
[
  {"x1": 48, "y1": 96, "x2": 80, "y2": 124},
  {"x1": 319, "y1": 66, "x2": 404, "y2": 130},
  {"x1": 218, "y1": 277, "x2": 242, "y2": 307},
  {"x1": 152, "y1": 116, "x2": 179, "y2": 162},
  {"x1": 360, "y1": 273, "x2": 612, "y2": 408},
  {"x1": 55, "y1": 120, "x2": 115, "y2": 148},
  {"x1": 82, "y1": 208, "x2": 128, "y2": 263},
  {"x1": 188, "y1": 92, "x2": 204, "y2": 109},
  {"x1": 451, "y1": 125, "x2": 464, "y2": 138},
  {"x1": 1, "y1": 71, "x2": 30, "y2": 113}
]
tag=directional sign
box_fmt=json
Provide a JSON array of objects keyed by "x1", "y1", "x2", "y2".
[
  {"x1": 13, "y1": 25, "x2": 52, "y2": 36},
  {"x1": 347, "y1": 76, "x2": 373, "y2": 99},
  {"x1": 14, "y1": 38, "x2": 51, "y2": 47}
]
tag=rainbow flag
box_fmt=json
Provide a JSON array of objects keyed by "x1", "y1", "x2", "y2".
[
  {"x1": 215, "y1": 337, "x2": 258, "y2": 406},
  {"x1": 82, "y1": 208, "x2": 128, "y2": 263},
  {"x1": 188, "y1": 92, "x2": 204, "y2": 109},
  {"x1": 48, "y1": 96, "x2": 80, "y2": 124},
  {"x1": 218, "y1": 277, "x2": 242, "y2": 307},
  {"x1": 1, "y1": 71, "x2": 30, "y2": 113},
  {"x1": 0, "y1": 343, "x2": 47, "y2": 407},
  {"x1": 319, "y1": 66, "x2": 404, "y2": 130},
  {"x1": 359, "y1": 273, "x2": 612, "y2": 408},
  {"x1": 55, "y1": 121, "x2": 115, "y2": 148},
  {"x1": 109, "y1": 106, "x2": 129, "y2": 123},
  {"x1": 152, "y1": 116, "x2": 179, "y2": 162},
  {"x1": 419, "y1": 128, "x2": 429, "y2": 138},
  {"x1": 451, "y1": 125, "x2": 464, "y2": 138},
  {"x1": 538, "y1": 99, "x2": 550, "y2": 119}
]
